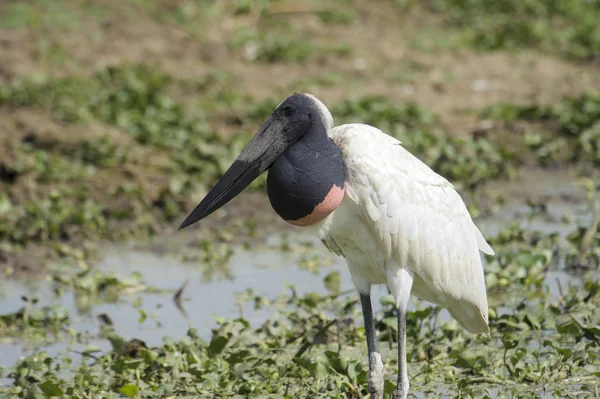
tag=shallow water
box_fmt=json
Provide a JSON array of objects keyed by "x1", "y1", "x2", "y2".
[
  {"x1": 0, "y1": 236, "x2": 344, "y2": 368},
  {"x1": 476, "y1": 167, "x2": 595, "y2": 236},
  {"x1": 0, "y1": 167, "x2": 598, "y2": 376}
]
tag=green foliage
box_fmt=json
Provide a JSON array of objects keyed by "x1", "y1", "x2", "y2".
[
  {"x1": 0, "y1": 188, "x2": 107, "y2": 244},
  {"x1": 230, "y1": 31, "x2": 350, "y2": 63},
  {"x1": 255, "y1": 36, "x2": 317, "y2": 63},
  {"x1": 229, "y1": 24, "x2": 352, "y2": 64},
  {"x1": 483, "y1": 91, "x2": 600, "y2": 164},
  {"x1": 1, "y1": 64, "x2": 598, "y2": 254},
  {"x1": 1, "y1": 65, "x2": 207, "y2": 148},
  {"x1": 405, "y1": 0, "x2": 600, "y2": 60},
  {"x1": 0, "y1": 0, "x2": 80, "y2": 30},
  {"x1": 1, "y1": 1, "x2": 599, "y2": 396},
  {"x1": 334, "y1": 96, "x2": 439, "y2": 129},
  {"x1": 3, "y1": 255, "x2": 600, "y2": 397},
  {"x1": 0, "y1": 64, "x2": 252, "y2": 248},
  {"x1": 0, "y1": 301, "x2": 69, "y2": 340}
]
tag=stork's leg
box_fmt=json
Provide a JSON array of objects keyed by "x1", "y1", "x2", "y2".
[
  {"x1": 387, "y1": 268, "x2": 414, "y2": 399},
  {"x1": 359, "y1": 292, "x2": 384, "y2": 399}
]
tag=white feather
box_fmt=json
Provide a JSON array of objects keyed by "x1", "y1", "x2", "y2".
[{"x1": 319, "y1": 123, "x2": 493, "y2": 334}]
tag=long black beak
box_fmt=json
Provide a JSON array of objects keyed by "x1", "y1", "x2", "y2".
[{"x1": 179, "y1": 117, "x2": 295, "y2": 229}]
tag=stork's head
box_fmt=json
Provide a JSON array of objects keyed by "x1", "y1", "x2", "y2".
[
  {"x1": 180, "y1": 93, "x2": 343, "y2": 229},
  {"x1": 289, "y1": 92, "x2": 334, "y2": 131}
]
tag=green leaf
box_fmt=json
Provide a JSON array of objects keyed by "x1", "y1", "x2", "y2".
[
  {"x1": 119, "y1": 384, "x2": 139, "y2": 397},
  {"x1": 501, "y1": 335, "x2": 519, "y2": 350},
  {"x1": 323, "y1": 271, "x2": 341, "y2": 293},
  {"x1": 557, "y1": 320, "x2": 582, "y2": 336},
  {"x1": 584, "y1": 325, "x2": 600, "y2": 337},
  {"x1": 82, "y1": 345, "x2": 101, "y2": 355},
  {"x1": 107, "y1": 333, "x2": 126, "y2": 354},
  {"x1": 303, "y1": 292, "x2": 321, "y2": 308},
  {"x1": 380, "y1": 295, "x2": 396, "y2": 307},
  {"x1": 208, "y1": 335, "x2": 229, "y2": 357},
  {"x1": 454, "y1": 354, "x2": 477, "y2": 369},
  {"x1": 309, "y1": 360, "x2": 329, "y2": 380},
  {"x1": 382, "y1": 317, "x2": 397, "y2": 330},
  {"x1": 39, "y1": 381, "x2": 64, "y2": 397},
  {"x1": 413, "y1": 307, "x2": 433, "y2": 320}
]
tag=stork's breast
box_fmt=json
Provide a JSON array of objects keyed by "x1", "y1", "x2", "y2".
[
  {"x1": 286, "y1": 184, "x2": 345, "y2": 226},
  {"x1": 266, "y1": 135, "x2": 346, "y2": 227}
]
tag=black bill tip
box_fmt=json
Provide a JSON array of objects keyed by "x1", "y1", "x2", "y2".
[
  {"x1": 177, "y1": 160, "x2": 259, "y2": 230},
  {"x1": 178, "y1": 217, "x2": 195, "y2": 230}
]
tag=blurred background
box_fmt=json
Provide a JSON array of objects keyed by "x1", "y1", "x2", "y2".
[
  {"x1": 0, "y1": 1, "x2": 599, "y2": 397},
  {"x1": 1, "y1": 0, "x2": 599, "y2": 267}
]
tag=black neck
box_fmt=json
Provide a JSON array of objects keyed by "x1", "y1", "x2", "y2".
[{"x1": 267, "y1": 127, "x2": 344, "y2": 223}]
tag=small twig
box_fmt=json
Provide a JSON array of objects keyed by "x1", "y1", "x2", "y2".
[
  {"x1": 173, "y1": 280, "x2": 188, "y2": 303},
  {"x1": 97, "y1": 313, "x2": 114, "y2": 326},
  {"x1": 468, "y1": 376, "x2": 515, "y2": 385},
  {"x1": 69, "y1": 349, "x2": 101, "y2": 361},
  {"x1": 336, "y1": 318, "x2": 342, "y2": 353},
  {"x1": 294, "y1": 318, "x2": 338, "y2": 358},
  {"x1": 266, "y1": 7, "x2": 329, "y2": 17},
  {"x1": 173, "y1": 280, "x2": 190, "y2": 327},
  {"x1": 576, "y1": 213, "x2": 599, "y2": 266},
  {"x1": 556, "y1": 277, "x2": 564, "y2": 300},
  {"x1": 257, "y1": 5, "x2": 329, "y2": 28}
]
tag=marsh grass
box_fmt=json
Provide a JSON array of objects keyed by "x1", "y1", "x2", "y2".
[
  {"x1": 1, "y1": 65, "x2": 598, "y2": 255},
  {"x1": 3, "y1": 223, "x2": 600, "y2": 397},
  {"x1": 398, "y1": 0, "x2": 600, "y2": 61}
]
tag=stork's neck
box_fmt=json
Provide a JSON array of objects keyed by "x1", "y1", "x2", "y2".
[
  {"x1": 267, "y1": 126, "x2": 345, "y2": 226},
  {"x1": 296, "y1": 121, "x2": 330, "y2": 150}
]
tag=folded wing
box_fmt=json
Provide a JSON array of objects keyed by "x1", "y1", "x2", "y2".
[{"x1": 330, "y1": 124, "x2": 493, "y2": 333}]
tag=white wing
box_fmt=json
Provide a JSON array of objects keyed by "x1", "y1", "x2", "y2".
[{"x1": 329, "y1": 124, "x2": 493, "y2": 333}]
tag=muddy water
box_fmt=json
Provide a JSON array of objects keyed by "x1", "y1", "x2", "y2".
[
  {"x1": 0, "y1": 167, "x2": 598, "y2": 372},
  {"x1": 0, "y1": 236, "x2": 406, "y2": 370},
  {"x1": 476, "y1": 167, "x2": 596, "y2": 236}
]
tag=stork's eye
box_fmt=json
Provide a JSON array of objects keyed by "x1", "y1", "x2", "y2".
[{"x1": 279, "y1": 105, "x2": 296, "y2": 117}]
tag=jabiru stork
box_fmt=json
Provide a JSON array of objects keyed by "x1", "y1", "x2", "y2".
[{"x1": 180, "y1": 93, "x2": 494, "y2": 399}]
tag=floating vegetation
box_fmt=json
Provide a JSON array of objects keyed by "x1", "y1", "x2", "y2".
[
  {"x1": 2, "y1": 269, "x2": 600, "y2": 397},
  {"x1": 0, "y1": 299, "x2": 69, "y2": 340},
  {"x1": 0, "y1": 219, "x2": 598, "y2": 397}
]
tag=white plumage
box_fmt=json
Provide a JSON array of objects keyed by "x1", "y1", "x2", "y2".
[{"x1": 319, "y1": 123, "x2": 494, "y2": 334}]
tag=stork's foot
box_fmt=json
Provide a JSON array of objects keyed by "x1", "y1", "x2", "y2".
[
  {"x1": 391, "y1": 381, "x2": 409, "y2": 399},
  {"x1": 367, "y1": 352, "x2": 385, "y2": 399}
]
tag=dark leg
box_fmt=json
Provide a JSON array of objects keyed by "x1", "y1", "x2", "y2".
[
  {"x1": 392, "y1": 307, "x2": 409, "y2": 399},
  {"x1": 388, "y1": 268, "x2": 413, "y2": 399},
  {"x1": 360, "y1": 292, "x2": 384, "y2": 398}
]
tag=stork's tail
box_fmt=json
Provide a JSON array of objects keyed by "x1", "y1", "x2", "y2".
[{"x1": 447, "y1": 299, "x2": 490, "y2": 334}]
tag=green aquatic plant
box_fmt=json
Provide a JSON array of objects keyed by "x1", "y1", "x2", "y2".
[
  {"x1": 0, "y1": 65, "x2": 598, "y2": 271},
  {"x1": 482, "y1": 91, "x2": 600, "y2": 165},
  {"x1": 2, "y1": 265, "x2": 599, "y2": 397},
  {"x1": 399, "y1": 0, "x2": 600, "y2": 61},
  {"x1": 0, "y1": 300, "x2": 69, "y2": 339},
  {"x1": 1, "y1": 220, "x2": 599, "y2": 397},
  {"x1": 0, "y1": 65, "x2": 246, "y2": 250}
]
